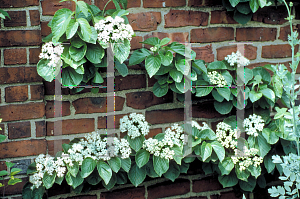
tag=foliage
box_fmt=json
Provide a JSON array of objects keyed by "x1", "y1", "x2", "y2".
[{"x1": 0, "y1": 9, "x2": 10, "y2": 20}]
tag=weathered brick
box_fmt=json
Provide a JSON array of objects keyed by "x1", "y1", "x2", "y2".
[
  {"x1": 25, "y1": 67, "x2": 43, "y2": 82},
  {"x1": 4, "y1": 11, "x2": 26, "y2": 27},
  {"x1": 4, "y1": 48, "x2": 27, "y2": 65},
  {"x1": 95, "y1": 0, "x2": 140, "y2": 9},
  {"x1": 147, "y1": 179, "x2": 190, "y2": 199},
  {"x1": 47, "y1": 139, "x2": 70, "y2": 156},
  {"x1": 46, "y1": 118, "x2": 94, "y2": 135},
  {"x1": 143, "y1": 0, "x2": 185, "y2": 7},
  {"x1": 164, "y1": 10, "x2": 208, "y2": 28},
  {"x1": 0, "y1": 139, "x2": 46, "y2": 158},
  {"x1": 126, "y1": 91, "x2": 173, "y2": 109},
  {"x1": 0, "y1": 67, "x2": 42, "y2": 84},
  {"x1": 279, "y1": 25, "x2": 300, "y2": 41},
  {"x1": 193, "y1": 177, "x2": 222, "y2": 192},
  {"x1": 101, "y1": 187, "x2": 145, "y2": 199},
  {"x1": 148, "y1": 76, "x2": 157, "y2": 87},
  {"x1": 5, "y1": 85, "x2": 28, "y2": 103},
  {"x1": 72, "y1": 97, "x2": 125, "y2": 114},
  {"x1": 0, "y1": 177, "x2": 28, "y2": 195},
  {"x1": 0, "y1": 102, "x2": 45, "y2": 122},
  {"x1": 43, "y1": 80, "x2": 70, "y2": 95},
  {"x1": 217, "y1": 45, "x2": 257, "y2": 61},
  {"x1": 8, "y1": 122, "x2": 31, "y2": 139},
  {"x1": 0, "y1": 161, "x2": 6, "y2": 171},
  {"x1": 41, "y1": 21, "x2": 51, "y2": 37},
  {"x1": 262, "y1": 44, "x2": 299, "y2": 58},
  {"x1": 30, "y1": 84, "x2": 44, "y2": 100},
  {"x1": 188, "y1": 0, "x2": 222, "y2": 6},
  {"x1": 0, "y1": 30, "x2": 41, "y2": 47},
  {"x1": 145, "y1": 128, "x2": 162, "y2": 139},
  {"x1": 146, "y1": 109, "x2": 184, "y2": 124},
  {"x1": 46, "y1": 101, "x2": 70, "y2": 118},
  {"x1": 98, "y1": 113, "x2": 136, "y2": 129},
  {"x1": 191, "y1": 27, "x2": 234, "y2": 43},
  {"x1": 131, "y1": 36, "x2": 143, "y2": 50},
  {"x1": 0, "y1": 0, "x2": 39, "y2": 7},
  {"x1": 29, "y1": 47, "x2": 41, "y2": 64},
  {"x1": 128, "y1": 12, "x2": 161, "y2": 32},
  {"x1": 236, "y1": 28, "x2": 276, "y2": 41},
  {"x1": 36, "y1": 120, "x2": 46, "y2": 137},
  {"x1": 252, "y1": 6, "x2": 287, "y2": 25},
  {"x1": 42, "y1": 0, "x2": 75, "y2": 16},
  {"x1": 192, "y1": 45, "x2": 214, "y2": 63},
  {"x1": 115, "y1": 75, "x2": 146, "y2": 91},
  {"x1": 29, "y1": 10, "x2": 40, "y2": 26},
  {"x1": 211, "y1": 10, "x2": 237, "y2": 24}
]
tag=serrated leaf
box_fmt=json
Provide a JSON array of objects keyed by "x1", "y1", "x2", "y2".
[
  {"x1": 153, "y1": 156, "x2": 169, "y2": 176},
  {"x1": 66, "y1": 19, "x2": 79, "y2": 39},
  {"x1": 80, "y1": 157, "x2": 96, "y2": 178},
  {"x1": 135, "y1": 149, "x2": 150, "y2": 168},
  {"x1": 77, "y1": 18, "x2": 91, "y2": 42},
  {"x1": 145, "y1": 55, "x2": 161, "y2": 78},
  {"x1": 128, "y1": 163, "x2": 146, "y2": 187},
  {"x1": 97, "y1": 161, "x2": 112, "y2": 185},
  {"x1": 129, "y1": 48, "x2": 151, "y2": 66},
  {"x1": 52, "y1": 8, "x2": 73, "y2": 41}
]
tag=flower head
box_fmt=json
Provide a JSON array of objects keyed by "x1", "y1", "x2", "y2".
[
  {"x1": 39, "y1": 42, "x2": 63, "y2": 68},
  {"x1": 243, "y1": 114, "x2": 265, "y2": 137},
  {"x1": 120, "y1": 113, "x2": 150, "y2": 139},
  {"x1": 207, "y1": 71, "x2": 227, "y2": 87},
  {"x1": 224, "y1": 51, "x2": 250, "y2": 67}
]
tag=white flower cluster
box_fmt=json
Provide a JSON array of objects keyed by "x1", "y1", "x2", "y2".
[
  {"x1": 39, "y1": 41, "x2": 64, "y2": 68},
  {"x1": 224, "y1": 51, "x2": 250, "y2": 67},
  {"x1": 231, "y1": 147, "x2": 263, "y2": 171},
  {"x1": 192, "y1": 120, "x2": 210, "y2": 131},
  {"x1": 207, "y1": 71, "x2": 227, "y2": 87},
  {"x1": 120, "y1": 113, "x2": 150, "y2": 139},
  {"x1": 94, "y1": 16, "x2": 134, "y2": 44},
  {"x1": 143, "y1": 123, "x2": 185, "y2": 160},
  {"x1": 150, "y1": 46, "x2": 158, "y2": 52},
  {"x1": 244, "y1": 114, "x2": 265, "y2": 137},
  {"x1": 29, "y1": 154, "x2": 67, "y2": 190},
  {"x1": 216, "y1": 122, "x2": 237, "y2": 150}
]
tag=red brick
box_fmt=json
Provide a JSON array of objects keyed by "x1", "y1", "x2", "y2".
[
  {"x1": 4, "y1": 11, "x2": 26, "y2": 27},
  {"x1": 36, "y1": 120, "x2": 46, "y2": 137},
  {"x1": 262, "y1": 44, "x2": 299, "y2": 58},
  {"x1": 0, "y1": 139, "x2": 46, "y2": 158},
  {"x1": 25, "y1": 67, "x2": 43, "y2": 82},
  {"x1": 115, "y1": 75, "x2": 146, "y2": 91},
  {"x1": 0, "y1": 177, "x2": 28, "y2": 195},
  {"x1": 47, "y1": 139, "x2": 70, "y2": 156},
  {"x1": 0, "y1": 67, "x2": 24, "y2": 84},
  {"x1": 42, "y1": 0, "x2": 75, "y2": 16},
  {"x1": 148, "y1": 76, "x2": 157, "y2": 87},
  {"x1": 211, "y1": 191, "x2": 245, "y2": 199},
  {"x1": 146, "y1": 109, "x2": 184, "y2": 124},
  {"x1": 217, "y1": 45, "x2": 257, "y2": 61},
  {"x1": 145, "y1": 128, "x2": 162, "y2": 139},
  {"x1": 30, "y1": 84, "x2": 44, "y2": 100},
  {"x1": 43, "y1": 80, "x2": 70, "y2": 95},
  {"x1": 0, "y1": 161, "x2": 6, "y2": 171},
  {"x1": 126, "y1": 91, "x2": 173, "y2": 109},
  {"x1": 144, "y1": 32, "x2": 189, "y2": 47},
  {"x1": 101, "y1": 187, "x2": 145, "y2": 199},
  {"x1": 8, "y1": 122, "x2": 31, "y2": 139},
  {"x1": 252, "y1": 6, "x2": 287, "y2": 25},
  {"x1": 73, "y1": 97, "x2": 124, "y2": 114},
  {"x1": 95, "y1": 0, "x2": 140, "y2": 9},
  {"x1": 193, "y1": 177, "x2": 222, "y2": 192},
  {"x1": 0, "y1": 102, "x2": 45, "y2": 122},
  {"x1": 279, "y1": 25, "x2": 300, "y2": 41},
  {"x1": 0, "y1": 0, "x2": 39, "y2": 7},
  {"x1": 188, "y1": 0, "x2": 222, "y2": 6},
  {"x1": 0, "y1": 30, "x2": 41, "y2": 47},
  {"x1": 165, "y1": 10, "x2": 208, "y2": 28},
  {"x1": 236, "y1": 28, "x2": 276, "y2": 42},
  {"x1": 98, "y1": 114, "x2": 131, "y2": 129},
  {"x1": 29, "y1": 47, "x2": 41, "y2": 64},
  {"x1": 131, "y1": 36, "x2": 143, "y2": 50},
  {"x1": 128, "y1": 12, "x2": 161, "y2": 32},
  {"x1": 41, "y1": 21, "x2": 51, "y2": 37},
  {"x1": 46, "y1": 118, "x2": 94, "y2": 136},
  {"x1": 5, "y1": 85, "x2": 28, "y2": 103},
  {"x1": 147, "y1": 179, "x2": 190, "y2": 199},
  {"x1": 211, "y1": 10, "x2": 238, "y2": 24},
  {"x1": 144, "y1": 0, "x2": 185, "y2": 7},
  {"x1": 191, "y1": 28, "x2": 234, "y2": 43},
  {"x1": 192, "y1": 45, "x2": 214, "y2": 63},
  {"x1": 192, "y1": 102, "x2": 223, "y2": 118},
  {"x1": 29, "y1": 10, "x2": 40, "y2": 26},
  {"x1": 46, "y1": 101, "x2": 70, "y2": 118},
  {"x1": 64, "y1": 195, "x2": 97, "y2": 199},
  {"x1": 4, "y1": 48, "x2": 27, "y2": 65}
]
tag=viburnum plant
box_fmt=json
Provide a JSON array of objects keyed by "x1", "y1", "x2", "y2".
[{"x1": 37, "y1": 0, "x2": 133, "y2": 93}]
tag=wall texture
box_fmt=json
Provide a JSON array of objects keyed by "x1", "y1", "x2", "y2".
[{"x1": 0, "y1": 0, "x2": 300, "y2": 198}]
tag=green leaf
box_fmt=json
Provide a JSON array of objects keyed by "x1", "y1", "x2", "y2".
[
  {"x1": 86, "y1": 169, "x2": 102, "y2": 185},
  {"x1": 180, "y1": 162, "x2": 190, "y2": 174},
  {"x1": 102, "y1": 172, "x2": 117, "y2": 190},
  {"x1": 198, "y1": 128, "x2": 216, "y2": 140},
  {"x1": 80, "y1": 158, "x2": 96, "y2": 178},
  {"x1": 77, "y1": 18, "x2": 92, "y2": 42},
  {"x1": 216, "y1": 87, "x2": 231, "y2": 101},
  {"x1": 175, "y1": 58, "x2": 189, "y2": 76},
  {"x1": 10, "y1": 168, "x2": 21, "y2": 176},
  {"x1": 235, "y1": 165, "x2": 250, "y2": 181},
  {"x1": 128, "y1": 136, "x2": 145, "y2": 152},
  {"x1": 160, "y1": 38, "x2": 171, "y2": 46},
  {"x1": 229, "y1": 0, "x2": 240, "y2": 7},
  {"x1": 135, "y1": 149, "x2": 150, "y2": 168},
  {"x1": 76, "y1": 1, "x2": 89, "y2": 17},
  {"x1": 26, "y1": 162, "x2": 37, "y2": 175},
  {"x1": 221, "y1": 70, "x2": 233, "y2": 85},
  {"x1": 257, "y1": 175, "x2": 266, "y2": 188},
  {"x1": 37, "y1": 59, "x2": 57, "y2": 82},
  {"x1": 233, "y1": 10, "x2": 252, "y2": 25},
  {"x1": 245, "y1": 67, "x2": 253, "y2": 85},
  {"x1": 0, "y1": 9, "x2": 10, "y2": 20},
  {"x1": 172, "y1": 145, "x2": 183, "y2": 165},
  {"x1": 239, "y1": 176, "x2": 256, "y2": 192},
  {"x1": 66, "y1": 19, "x2": 79, "y2": 39},
  {"x1": 62, "y1": 67, "x2": 83, "y2": 86},
  {"x1": 163, "y1": 161, "x2": 180, "y2": 182},
  {"x1": 55, "y1": 176, "x2": 64, "y2": 185},
  {"x1": 207, "y1": 61, "x2": 227, "y2": 70},
  {"x1": 264, "y1": 153, "x2": 275, "y2": 173},
  {"x1": 71, "y1": 37, "x2": 85, "y2": 48},
  {"x1": 253, "y1": 67, "x2": 271, "y2": 83},
  {"x1": 261, "y1": 88, "x2": 275, "y2": 103},
  {"x1": 250, "y1": 0, "x2": 259, "y2": 12},
  {"x1": 128, "y1": 163, "x2": 146, "y2": 187},
  {"x1": 170, "y1": 69, "x2": 183, "y2": 83},
  {"x1": 114, "y1": 40, "x2": 130, "y2": 64},
  {"x1": 218, "y1": 171, "x2": 238, "y2": 188},
  {"x1": 159, "y1": 51, "x2": 173, "y2": 66},
  {"x1": 112, "y1": 9, "x2": 129, "y2": 17},
  {"x1": 69, "y1": 43, "x2": 87, "y2": 62},
  {"x1": 145, "y1": 160, "x2": 159, "y2": 178},
  {"x1": 115, "y1": 60, "x2": 128, "y2": 77},
  {"x1": 145, "y1": 55, "x2": 161, "y2": 78},
  {"x1": 52, "y1": 8, "x2": 73, "y2": 41},
  {"x1": 0, "y1": 134, "x2": 6, "y2": 143},
  {"x1": 257, "y1": 134, "x2": 271, "y2": 157},
  {"x1": 116, "y1": 171, "x2": 127, "y2": 184},
  {"x1": 175, "y1": 80, "x2": 190, "y2": 93},
  {"x1": 201, "y1": 141, "x2": 212, "y2": 161},
  {"x1": 262, "y1": 128, "x2": 279, "y2": 145},
  {"x1": 236, "y1": 2, "x2": 252, "y2": 14},
  {"x1": 153, "y1": 82, "x2": 168, "y2": 97},
  {"x1": 142, "y1": 37, "x2": 160, "y2": 46},
  {"x1": 43, "y1": 172, "x2": 56, "y2": 189},
  {"x1": 211, "y1": 141, "x2": 225, "y2": 162},
  {"x1": 8, "y1": 177, "x2": 22, "y2": 185},
  {"x1": 5, "y1": 162, "x2": 14, "y2": 169},
  {"x1": 248, "y1": 165, "x2": 261, "y2": 178},
  {"x1": 214, "y1": 101, "x2": 233, "y2": 114},
  {"x1": 195, "y1": 87, "x2": 213, "y2": 97},
  {"x1": 258, "y1": 0, "x2": 267, "y2": 7},
  {"x1": 249, "y1": 90, "x2": 262, "y2": 102},
  {"x1": 97, "y1": 161, "x2": 112, "y2": 185},
  {"x1": 121, "y1": 158, "x2": 131, "y2": 172},
  {"x1": 193, "y1": 60, "x2": 207, "y2": 74},
  {"x1": 0, "y1": 170, "x2": 8, "y2": 177},
  {"x1": 218, "y1": 157, "x2": 234, "y2": 175},
  {"x1": 153, "y1": 156, "x2": 169, "y2": 176},
  {"x1": 108, "y1": 157, "x2": 121, "y2": 173},
  {"x1": 71, "y1": 172, "x2": 84, "y2": 189},
  {"x1": 168, "y1": 42, "x2": 196, "y2": 60},
  {"x1": 32, "y1": 186, "x2": 45, "y2": 199},
  {"x1": 129, "y1": 48, "x2": 151, "y2": 66},
  {"x1": 86, "y1": 44, "x2": 104, "y2": 64},
  {"x1": 22, "y1": 182, "x2": 33, "y2": 199}
]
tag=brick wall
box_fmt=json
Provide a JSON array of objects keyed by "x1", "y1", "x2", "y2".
[{"x1": 0, "y1": 0, "x2": 299, "y2": 198}]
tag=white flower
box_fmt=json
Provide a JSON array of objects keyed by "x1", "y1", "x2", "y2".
[
  {"x1": 244, "y1": 114, "x2": 265, "y2": 137},
  {"x1": 207, "y1": 71, "x2": 227, "y2": 87},
  {"x1": 120, "y1": 113, "x2": 149, "y2": 139},
  {"x1": 224, "y1": 50, "x2": 250, "y2": 67},
  {"x1": 216, "y1": 122, "x2": 237, "y2": 150},
  {"x1": 39, "y1": 42, "x2": 63, "y2": 68},
  {"x1": 231, "y1": 147, "x2": 263, "y2": 171}
]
